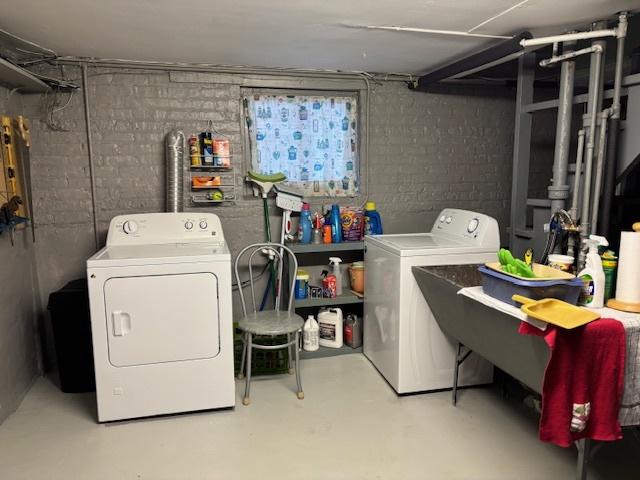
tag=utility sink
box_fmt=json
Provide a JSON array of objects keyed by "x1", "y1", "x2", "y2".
[{"x1": 412, "y1": 265, "x2": 549, "y2": 393}]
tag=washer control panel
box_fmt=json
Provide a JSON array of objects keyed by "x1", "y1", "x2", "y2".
[
  {"x1": 107, "y1": 212, "x2": 225, "y2": 246},
  {"x1": 431, "y1": 208, "x2": 500, "y2": 247}
]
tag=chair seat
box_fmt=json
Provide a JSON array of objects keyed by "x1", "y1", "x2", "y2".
[{"x1": 238, "y1": 310, "x2": 304, "y2": 335}]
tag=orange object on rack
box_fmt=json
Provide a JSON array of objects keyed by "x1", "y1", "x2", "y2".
[{"x1": 192, "y1": 176, "x2": 221, "y2": 188}]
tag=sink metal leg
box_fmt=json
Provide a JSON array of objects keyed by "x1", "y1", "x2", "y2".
[
  {"x1": 452, "y1": 343, "x2": 472, "y2": 406},
  {"x1": 576, "y1": 438, "x2": 590, "y2": 480}
]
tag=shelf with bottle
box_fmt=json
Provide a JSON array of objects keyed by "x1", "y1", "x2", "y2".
[
  {"x1": 191, "y1": 189, "x2": 236, "y2": 205},
  {"x1": 287, "y1": 241, "x2": 364, "y2": 254},
  {"x1": 294, "y1": 292, "x2": 363, "y2": 308},
  {"x1": 189, "y1": 164, "x2": 233, "y2": 173}
]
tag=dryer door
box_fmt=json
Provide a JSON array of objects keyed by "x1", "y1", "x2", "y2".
[{"x1": 104, "y1": 272, "x2": 220, "y2": 367}]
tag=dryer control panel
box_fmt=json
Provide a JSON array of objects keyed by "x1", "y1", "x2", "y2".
[
  {"x1": 431, "y1": 208, "x2": 500, "y2": 248},
  {"x1": 106, "y1": 212, "x2": 225, "y2": 246}
]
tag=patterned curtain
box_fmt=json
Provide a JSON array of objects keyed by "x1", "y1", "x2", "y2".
[{"x1": 244, "y1": 93, "x2": 359, "y2": 197}]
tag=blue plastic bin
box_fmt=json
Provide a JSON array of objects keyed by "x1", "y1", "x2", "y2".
[{"x1": 478, "y1": 265, "x2": 583, "y2": 306}]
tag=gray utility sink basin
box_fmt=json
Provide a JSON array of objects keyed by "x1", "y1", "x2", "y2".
[{"x1": 412, "y1": 265, "x2": 549, "y2": 394}]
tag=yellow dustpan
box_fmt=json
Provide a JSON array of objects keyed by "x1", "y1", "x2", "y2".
[{"x1": 512, "y1": 294, "x2": 600, "y2": 329}]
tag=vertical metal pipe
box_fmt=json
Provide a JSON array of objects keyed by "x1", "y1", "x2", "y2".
[
  {"x1": 81, "y1": 64, "x2": 100, "y2": 250},
  {"x1": 570, "y1": 130, "x2": 586, "y2": 221},
  {"x1": 598, "y1": 12, "x2": 627, "y2": 237},
  {"x1": 578, "y1": 28, "x2": 605, "y2": 269},
  {"x1": 579, "y1": 46, "x2": 603, "y2": 233},
  {"x1": 549, "y1": 40, "x2": 576, "y2": 214},
  {"x1": 590, "y1": 111, "x2": 609, "y2": 234},
  {"x1": 567, "y1": 129, "x2": 585, "y2": 259}
]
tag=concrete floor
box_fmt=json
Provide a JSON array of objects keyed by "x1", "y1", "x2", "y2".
[{"x1": 1, "y1": 354, "x2": 639, "y2": 480}]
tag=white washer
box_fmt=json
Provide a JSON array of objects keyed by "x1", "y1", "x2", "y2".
[
  {"x1": 87, "y1": 212, "x2": 234, "y2": 422},
  {"x1": 364, "y1": 208, "x2": 500, "y2": 394}
]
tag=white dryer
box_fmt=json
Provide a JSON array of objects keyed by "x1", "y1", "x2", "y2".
[
  {"x1": 87, "y1": 212, "x2": 234, "y2": 422},
  {"x1": 364, "y1": 208, "x2": 500, "y2": 394}
]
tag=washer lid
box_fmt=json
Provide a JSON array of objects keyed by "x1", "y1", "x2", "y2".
[
  {"x1": 87, "y1": 243, "x2": 230, "y2": 268},
  {"x1": 366, "y1": 233, "x2": 496, "y2": 257}
]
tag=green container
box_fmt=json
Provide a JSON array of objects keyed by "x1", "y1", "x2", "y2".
[
  {"x1": 233, "y1": 329, "x2": 290, "y2": 376},
  {"x1": 602, "y1": 254, "x2": 618, "y2": 302}
]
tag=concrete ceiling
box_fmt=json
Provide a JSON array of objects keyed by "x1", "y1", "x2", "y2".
[{"x1": 1, "y1": 0, "x2": 638, "y2": 74}]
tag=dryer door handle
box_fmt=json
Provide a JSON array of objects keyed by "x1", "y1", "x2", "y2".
[{"x1": 112, "y1": 311, "x2": 131, "y2": 337}]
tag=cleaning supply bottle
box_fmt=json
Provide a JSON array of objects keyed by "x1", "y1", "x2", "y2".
[
  {"x1": 303, "y1": 315, "x2": 319, "y2": 351},
  {"x1": 364, "y1": 201, "x2": 383, "y2": 235},
  {"x1": 577, "y1": 235, "x2": 609, "y2": 308},
  {"x1": 330, "y1": 204, "x2": 342, "y2": 243},
  {"x1": 312, "y1": 213, "x2": 322, "y2": 244},
  {"x1": 297, "y1": 203, "x2": 312, "y2": 244},
  {"x1": 329, "y1": 257, "x2": 343, "y2": 296},
  {"x1": 318, "y1": 308, "x2": 343, "y2": 348}
]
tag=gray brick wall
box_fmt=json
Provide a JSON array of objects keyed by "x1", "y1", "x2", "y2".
[
  {"x1": 0, "y1": 86, "x2": 40, "y2": 425},
  {"x1": 18, "y1": 66, "x2": 515, "y2": 366}
]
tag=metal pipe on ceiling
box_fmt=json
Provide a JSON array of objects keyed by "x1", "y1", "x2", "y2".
[
  {"x1": 520, "y1": 28, "x2": 618, "y2": 48},
  {"x1": 53, "y1": 57, "x2": 410, "y2": 82}
]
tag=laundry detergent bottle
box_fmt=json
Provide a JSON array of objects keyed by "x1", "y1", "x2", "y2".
[
  {"x1": 577, "y1": 235, "x2": 609, "y2": 308},
  {"x1": 298, "y1": 203, "x2": 312, "y2": 244},
  {"x1": 364, "y1": 201, "x2": 383, "y2": 235}
]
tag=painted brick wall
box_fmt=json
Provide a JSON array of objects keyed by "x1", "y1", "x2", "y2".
[
  {"x1": 20, "y1": 66, "x2": 515, "y2": 364},
  {"x1": 0, "y1": 86, "x2": 40, "y2": 424}
]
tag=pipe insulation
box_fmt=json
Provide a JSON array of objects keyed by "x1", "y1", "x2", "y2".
[
  {"x1": 81, "y1": 64, "x2": 100, "y2": 250},
  {"x1": 165, "y1": 130, "x2": 185, "y2": 212}
]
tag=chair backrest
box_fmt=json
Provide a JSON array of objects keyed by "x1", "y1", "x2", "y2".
[{"x1": 234, "y1": 242, "x2": 298, "y2": 316}]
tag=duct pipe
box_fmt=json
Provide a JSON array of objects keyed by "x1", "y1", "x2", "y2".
[
  {"x1": 549, "y1": 40, "x2": 576, "y2": 214},
  {"x1": 590, "y1": 110, "x2": 610, "y2": 234},
  {"x1": 598, "y1": 12, "x2": 628, "y2": 238},
  {"x1": 165, "y1": 130, "x2": 185, "y2": 212},
  {"x1": 81, "y1": 64, "x2": 100, "y2": 250}
]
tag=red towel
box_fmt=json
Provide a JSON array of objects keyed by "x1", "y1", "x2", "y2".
[{"x1": 519, "y1": 318, "x2": 625, "y2": 447}]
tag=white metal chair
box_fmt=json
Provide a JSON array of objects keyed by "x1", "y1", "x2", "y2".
[{"x1": 234, "y1": 242, "x2": 304, "y2": 405}]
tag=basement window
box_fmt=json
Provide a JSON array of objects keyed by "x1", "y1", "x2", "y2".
[{"x1": 242, "y1": 91, "x2": 359, "y2": 197}]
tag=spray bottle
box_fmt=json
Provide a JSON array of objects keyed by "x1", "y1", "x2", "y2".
[
  {"x1": 577, "y1": 235, "x2": 609, "y2": 308},
  {"x1": 329, "y1": 257, "x2": 343, "y2": 296}
]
